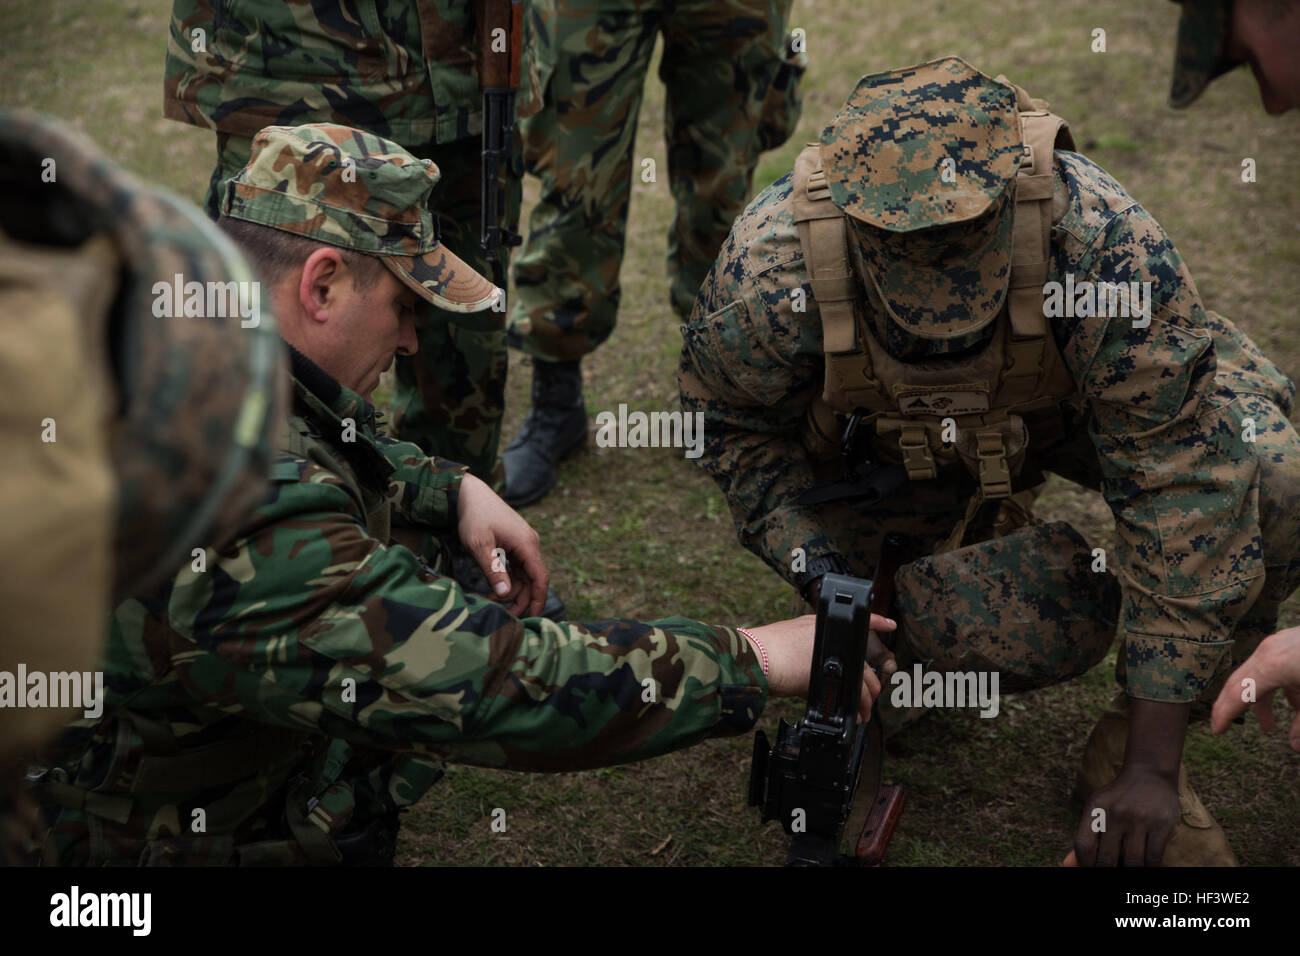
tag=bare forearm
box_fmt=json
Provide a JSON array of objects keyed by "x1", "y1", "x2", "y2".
[{"x1": 1124, "y1": 698, "x2": 1190, "y2": 780}]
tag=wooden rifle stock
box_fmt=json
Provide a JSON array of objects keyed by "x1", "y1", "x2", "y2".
[{"x1": 477, "y1": 0, "x2": 521, "y2": 90}]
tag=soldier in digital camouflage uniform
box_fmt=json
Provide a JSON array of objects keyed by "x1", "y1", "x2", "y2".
[
  {"x1": 1168, "y1": 0, "x2": 1300, "y2": 114},
  {"x1": 501, "y1": 0, "x2": 807, "y2": 507},
  {"x1": 679, "y1": 57, "x2": 1300, "y2": 866},
  {"x1": 34, "y1": 124, "x2": 892, "y2": 866},
  {"x1": 0, "y1": 110, "x2": 284, "y2": 861},
  {"x1": 163, "y1": 0, "x2": 545, "y2": 486}
]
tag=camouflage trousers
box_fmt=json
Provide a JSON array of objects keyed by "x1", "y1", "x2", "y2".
[
  {"x1": 508, "y1": 0, "x2": 804, "y2": 361},
  {"x1": 204, "y1": 133, "x2": 519, "y2": 486},
  {"x1": 811, "y1": 393, "x2": 1300, "y2": 725}
]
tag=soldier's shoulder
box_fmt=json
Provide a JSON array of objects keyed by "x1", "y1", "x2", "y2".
[
  {"x1": 697, "y1": 172, "x2": 806, "y2": 316},
  {"x1": 1051, "y1": 149, "x2": 1144, "y2": 249},
  {"x1": 724, "y1": 172, "x2": 804, "y2": 278}
]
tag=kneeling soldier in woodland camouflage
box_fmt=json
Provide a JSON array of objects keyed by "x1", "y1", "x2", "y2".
[
  {"x1": 33, "y1": 124, "x2": 892, "y2": 866},
  {"x1": 679, "y1": 57, "x2": 1300, "y2": 866}
]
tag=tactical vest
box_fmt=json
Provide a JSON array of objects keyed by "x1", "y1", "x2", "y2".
[{"x1": 796, "y1": 82, "x2": 1080, "y2": 523}]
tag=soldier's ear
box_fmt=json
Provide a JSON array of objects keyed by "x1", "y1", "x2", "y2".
[{"x1": 298, "y1": 246, "x2": 346, "y2": 322}]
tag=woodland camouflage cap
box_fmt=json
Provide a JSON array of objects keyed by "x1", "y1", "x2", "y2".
[
  {"x1": 820, "y1": 56, "x2": 1022, "y2": 341},
  {"x1": 221, "y1": 124, "x2": 500, "y2": 312},
  {"x1": 1168, "y1": 0, "x2": 1239, "y2": 108}
]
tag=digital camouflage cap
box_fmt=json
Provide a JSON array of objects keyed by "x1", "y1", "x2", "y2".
[
  {"x1": 819, "y1": 56, "x2": 1023, "y2": 343},
  {"x1": 1169, "y1": 0, "x2": 1239, "y2": 108},
  {"x1": 220, "y1": 124, "x2": 500, "y2": 313}
]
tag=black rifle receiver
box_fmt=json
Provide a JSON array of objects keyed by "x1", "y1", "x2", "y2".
[{"x1": 749, "y1": 572, "x2": 874, "y2": 866}]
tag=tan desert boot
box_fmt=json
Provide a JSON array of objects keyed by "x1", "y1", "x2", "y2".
[{"x1": 1075, "y1": 691, "x2": 1238, "y2": 866}]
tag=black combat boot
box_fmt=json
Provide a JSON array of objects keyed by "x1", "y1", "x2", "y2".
[{"x1": 502, "y1": 359, "x2": 587, "y2": 507}]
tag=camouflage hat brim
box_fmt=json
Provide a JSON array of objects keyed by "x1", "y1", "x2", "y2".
[
  {"x1": 1169, "y1": 0, "x2": 1239, "y2": 108},
  {"x1": 854, "y1": 185, "x2": 1014, "y2": 339},
  {"x1": 380, "y1": 248, "x2": 501, "y2": 313}
]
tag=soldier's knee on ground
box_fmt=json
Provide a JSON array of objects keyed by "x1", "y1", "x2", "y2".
[{"x1": 893, "y1": 521, "x2": 1119, "y2": 690}]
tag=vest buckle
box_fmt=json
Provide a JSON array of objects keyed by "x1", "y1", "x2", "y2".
[
  {"x1": 897, "y1": 423, "x2": 937, "y2": 480},
  {"x1": 975, "y1": 429, "x2": 1012, "y2": 498}
]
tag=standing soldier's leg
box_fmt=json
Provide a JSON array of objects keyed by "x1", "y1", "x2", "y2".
[
  {"x1": 660, "y1": 0, "x2": 801, "y2": 319},
  {"x1": 504, "y1": 1, "x2": 664, "y2": 506},
  {"x1": 390, "y1": 137, "x2": 519, "y2": 487},
  {"x1": 203, "y1": 133, "x2": 253, "y2": 221}
]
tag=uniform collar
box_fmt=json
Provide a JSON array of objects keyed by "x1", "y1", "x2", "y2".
[
  {"x1": 285, "y1": 343, "x2": 379, "y2": 432},
  {"x1": 284, "y1": 342, "x2": 394, "y2": 487}
]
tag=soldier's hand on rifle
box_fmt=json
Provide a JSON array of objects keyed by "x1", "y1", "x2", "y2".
[
  {"x1": 745, "y1": 614, "x2": 896, "y2": 723},
  {"x1": 456, "y1": 473, "x2": 550, "y2": 617},
  {"x1": 802, "y1": 576, "x2": 898, "y2": 676}
]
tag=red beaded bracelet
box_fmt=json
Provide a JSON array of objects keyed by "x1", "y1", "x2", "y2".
[{"x1": 736, "y1": 626, "x2": 769, "y2": 676}]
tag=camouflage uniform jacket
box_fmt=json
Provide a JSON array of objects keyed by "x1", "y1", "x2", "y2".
[
  {"x1": 679, "y1": 149, "x2": 1296, "y2": 703},
  {"x1": 163, "y1": 0, "x2": 542, "y2": 146},
  {"x1": 43, "y1": 346, "x2": 763, "y2": 864}
]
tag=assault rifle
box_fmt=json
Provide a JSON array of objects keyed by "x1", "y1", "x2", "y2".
[
  {"x1": 749, "y1": 536, "x2": 907, "y2": 866},
  {"x1": 477, "y1": 0, "x2": 523, "y2": 287}
]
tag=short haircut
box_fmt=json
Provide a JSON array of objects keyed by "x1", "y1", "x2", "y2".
[{"x1": 216, "y1": 216, "x2": 389, "y2": 292}]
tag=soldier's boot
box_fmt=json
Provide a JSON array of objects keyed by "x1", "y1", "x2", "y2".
[
  {"x1": 1074, "y1": 691, "x2": 1238, "y2": 866},
  {"x1": 502, "y1": 359, "x2": 587, "y2": 508}
]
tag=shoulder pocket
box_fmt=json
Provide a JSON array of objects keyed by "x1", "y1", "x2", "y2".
[
  {"x1": 1083, "y1": 301, "x2": 1212, "y2": 430},
  {"x1": 682, "y1": 298, "x2": 793, "y2": 406}
]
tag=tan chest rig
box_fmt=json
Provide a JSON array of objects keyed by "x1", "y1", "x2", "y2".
[{"x1": 795, "y1": 85, "x2": 1081, "y2": 541}]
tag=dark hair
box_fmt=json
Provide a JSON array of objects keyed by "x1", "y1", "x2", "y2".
[{"x1": 216, "y1": 216, "x2": 388, "y2": 291}]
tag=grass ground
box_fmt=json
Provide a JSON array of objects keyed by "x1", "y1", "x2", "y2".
[{"x1": 4, "y1": 0, "x2": 1297, "y2": 866}]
